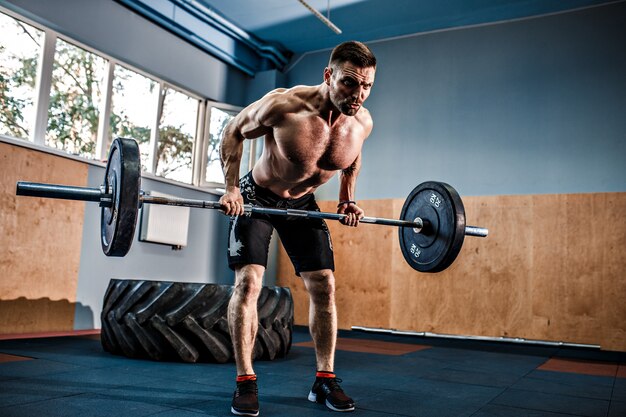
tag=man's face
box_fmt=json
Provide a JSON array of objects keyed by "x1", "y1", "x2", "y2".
[{"x1": 325, "y1": 63, "x2": 375, "y2": 116}]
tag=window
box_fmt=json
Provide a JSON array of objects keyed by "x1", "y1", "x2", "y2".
[
  {"x1": 0, "y1": 8, "x2": 253, "y2": 191},
  {"x1": 110, "y1": 65, "x2": 158, "y2": 171},
  {"x1": 156, "y1": 87, "x2": 199, "y2": 184},
  {"x1": 0, "y1": 12, "x2": 44, "y2": 139},
  {"x1": 46, "y1": 38, "x2": 107, "y2": 158},
  {"x1": 203, "y1": 104, "x2": 261, "y2": 187}
]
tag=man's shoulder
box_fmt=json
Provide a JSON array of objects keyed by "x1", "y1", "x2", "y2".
[
  {"x1": 355, "y1": 106, "x2": 374, "y2": 132},
  {"x1": 264, "y1": 85, "x2": 317, "y2": 102},
  {"x1": 260, "y1": 85, "x2": 318, "y2": 115}
]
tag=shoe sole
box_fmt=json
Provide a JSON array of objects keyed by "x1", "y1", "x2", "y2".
[
  {"x1": 231, "y1": 406, "x2": 259, "y2": 416},
  {"x1": 308, "y1": 391, "x2": 355, "y2": 412}
]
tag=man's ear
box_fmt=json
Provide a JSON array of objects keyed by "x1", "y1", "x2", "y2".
[{"x1": 323, "y1": 67, "x2": 333, "y2": 85}]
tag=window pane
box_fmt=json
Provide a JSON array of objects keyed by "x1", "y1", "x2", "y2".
[
  {"x1": 110, "y1": 65, "x2": 158, "y2": 171},
  {"x1": 0, "y1": 12, "x2": 43, "y2": 139},
  {"x1": 204, "y1": 106, "x2": 260, "y2": 185},
  {"x1": 156, "y1": 87, "x2": 198, "y2": 183},
  {"x1": 46, "y1": 38, "x2": 107, "y2": 158},
  {"x1": 205, "y1": 107, "x2": 236, "y2": 184}
]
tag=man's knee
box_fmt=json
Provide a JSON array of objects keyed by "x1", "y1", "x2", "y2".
[
  {"x1": 233, "y1": 264, "x2": 264, "y2": 302},
  {"x1": 302, "y1": 269, "x2": 336, "y2": 304}
]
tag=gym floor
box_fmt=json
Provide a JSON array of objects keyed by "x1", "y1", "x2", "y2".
[{"x1": 0, "y1": 327, "x2": 624, "y2": 417}]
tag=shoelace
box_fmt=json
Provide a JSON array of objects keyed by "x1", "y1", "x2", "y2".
[
  {"x1": 236, "y1": 380, "x2": 258, "y2": 397},
  {"x1": 323, "y1": 377, "x2": 344, "y2": 393}
]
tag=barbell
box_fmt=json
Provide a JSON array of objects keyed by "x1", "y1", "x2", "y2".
[{"x1": 16, "y1": 137, "x2": 488, "y2": 273}]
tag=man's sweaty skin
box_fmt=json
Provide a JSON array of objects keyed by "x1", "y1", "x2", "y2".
[{"x1": 219, "y1": 62, "x2": 375, "y2": 227}]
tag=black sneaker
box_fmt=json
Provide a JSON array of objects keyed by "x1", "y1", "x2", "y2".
[
  {"x1": 231, "y1": 379, "x2": 259, "y2": 416},
  {"x1": 308, "y1": 375, "x2": 355, "y2": 412}
]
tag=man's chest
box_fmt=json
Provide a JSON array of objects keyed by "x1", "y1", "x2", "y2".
[{"x1": 273, "y1": 115, "x2": 363, "y2": 170}]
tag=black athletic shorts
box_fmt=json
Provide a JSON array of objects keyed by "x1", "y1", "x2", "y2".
[{"x1": 227, "y1": 172, "x2": 335, "y2": 275}]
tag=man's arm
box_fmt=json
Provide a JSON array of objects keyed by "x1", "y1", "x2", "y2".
[
  {"x1": 337, "y1": 153, "x2": 365, "y2": 227},
  {"x1": 220, "y1": 119, "x2": 246, "y2": 195},
  {"x1": 338, "y1": 152, "x2": 361, "y2": 203},
  {"x1": 219, "y1": 94, "x2": 279, "y2": 215},
  {"x1": 337, "y1": 111, "x2": 373, "y2": 227}
]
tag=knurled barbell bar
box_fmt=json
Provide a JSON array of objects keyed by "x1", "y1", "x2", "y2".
[{"x1": 16, "y1": 137, "x2": 488, "y2": 272}]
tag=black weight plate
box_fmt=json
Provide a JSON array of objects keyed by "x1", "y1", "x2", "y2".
[
  {"x1": 398, "y1": 181, "x2": 466, "y2": 273},
  {"x1": 101, "y1": 138, "x2": 141, "y2": 256}
]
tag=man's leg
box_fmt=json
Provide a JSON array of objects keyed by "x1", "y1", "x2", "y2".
[
  {"x1": 301, "y1": 269, "x2": 355, "y2": 412},
  {"x1": 229, "y1": 263, "x2": 265, "y2": 416},
  {"x1": 229, "y1": 263, "x2": 265, "y2": 375},
  {"x1": 300, "y1": 269, "x2": 337, "y2": 371}
]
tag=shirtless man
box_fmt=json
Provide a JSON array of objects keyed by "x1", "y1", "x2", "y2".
[{"x1": 219, "y1": 41, "x2": 376, "y2": 416}]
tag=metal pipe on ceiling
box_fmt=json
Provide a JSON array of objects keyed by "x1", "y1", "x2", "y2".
[{"x1": 297, "y1": 0, "x2": 342, "y2": 34}]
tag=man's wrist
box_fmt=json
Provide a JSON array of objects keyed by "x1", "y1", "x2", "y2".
[
  {"x1": 337, "y1": 200, "x2": 357, "y2": 208},
  {"x1": 225, "y1": 185, "x2": 240, "y2": 193}
]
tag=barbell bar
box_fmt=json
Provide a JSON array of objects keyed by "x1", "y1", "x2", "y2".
[
  {"x1": 15, "y1": 182, "x2": 487, "y2": 237},
  {"x1": 15, "y1": 137, "x2": 488, "y2": 272}
]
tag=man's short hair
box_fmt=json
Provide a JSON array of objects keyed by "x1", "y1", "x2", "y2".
[{"x1": 329, "y1": 41, "x2": 376, "y2": 69}]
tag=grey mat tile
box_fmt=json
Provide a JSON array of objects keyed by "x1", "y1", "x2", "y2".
[
  {"x1": 0, "y1": 392, "x2": 170, "y2": 417},
  {"x1": 421, "y1": 367, "x2": 522, "y2": 388},
  {"x1": 608, "y1": 400, "x2": 626, "y2": 417},
  {"x1": 473, "y1": 404, "x2": 588, "y2": 416},
  {"x1": 511, "y1": 372, "x2": 613, "y2": 400},
  {"x1": 0, "y1": 358, "x2": 87, "y2": 381},
  {"x1": 0, "y1": 377, "x2": 89, "y2": 408},
  {"x1": 491, "y1": 389, "x2": 609, "y2": 417},
  {"x1": 612, "y1": 377, "x2": 626, "y2": 402}
]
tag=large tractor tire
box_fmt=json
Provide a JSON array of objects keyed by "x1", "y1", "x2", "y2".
[{"x1": 100, "y1": 279, "x2": 293, "y2": 363}]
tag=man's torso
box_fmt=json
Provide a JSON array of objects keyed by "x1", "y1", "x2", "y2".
[{"x1": 252, "y1": 88, "x2": 369, "y2": 198}]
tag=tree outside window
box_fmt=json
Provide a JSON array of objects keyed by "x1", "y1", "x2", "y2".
[
  {"x1": 1, "y1": 9, "x2": 246, "y2": 189},
  {"x1": 45, "y1": 38, "x2": 107, "y2": 158},
  {"x1": 156, "y1": 87, "x2": 199, "y2": 184},
  {"x1": 110, "y1": 65, "x2": 158, "y2": 171},
  {"x1": 0, "y1": 12, "x2": 43, "y2": 139}
]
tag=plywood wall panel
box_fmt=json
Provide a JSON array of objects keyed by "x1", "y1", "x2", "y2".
[
  {"x1": 277, "y1": 190, "x2": 626, "y2": 351},
  {"x1": 0, "y1": 142, "x2": 87, "y2": 333},
  {"x1": 375, "y1": 196, "x2": 524, "y2": 339},
  {"x1": 0, "y1": 298, "x2": 78, "y2": 334},
  {"x1": 601, "y1": 193, "x2": 626, "y2": 350},
  {"x1": 530, "y1": 194, "x2": 600, "y2": 344},
  {"x1": 277, "y1": 200, "x2": 393, "y2": 330}
]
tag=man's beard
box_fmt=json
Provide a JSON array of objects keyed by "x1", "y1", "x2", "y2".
[
  {"x1": 329, "y1": 88, "x2": 360, "y2": 116},
  {"x1": 340, "y1": 102, "x2": 359, "y2": 116},
  {"x1": 334, "y1": 96, "x2": 359, "y2": 116}
]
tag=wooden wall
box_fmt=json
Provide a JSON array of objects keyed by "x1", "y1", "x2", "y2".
[
  {"x1": 0, "y1": 142, "x2": 87, "y2": 334},
  {"x1": 277, "y1": 192, "x2": 626, "y2": 351}
]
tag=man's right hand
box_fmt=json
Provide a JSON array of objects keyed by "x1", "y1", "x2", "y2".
[{"x1": 219, "y1": 187, "x2": 245, "y2": 216}]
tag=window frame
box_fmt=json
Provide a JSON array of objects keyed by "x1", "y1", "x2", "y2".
[{"x1": 1, "y1": 5, "x2": 247, "y2": 193}]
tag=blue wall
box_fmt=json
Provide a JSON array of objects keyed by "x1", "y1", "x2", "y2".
[{"x1": 286, "y1": 2, "x2": 626, "y2": 201}]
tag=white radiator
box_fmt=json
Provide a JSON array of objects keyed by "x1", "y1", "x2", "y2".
[{"x1": 139, "y1": 191, "x2": 190, "y2": 249}]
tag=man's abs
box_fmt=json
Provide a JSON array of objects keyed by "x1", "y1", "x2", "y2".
[{"x1": 251, "y1": 159, "x2": 335, "y2": 199}]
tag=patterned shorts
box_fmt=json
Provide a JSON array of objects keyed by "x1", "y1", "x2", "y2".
[{"x1": 227, "y1": 172, "x2": 334, "y2": 276}]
